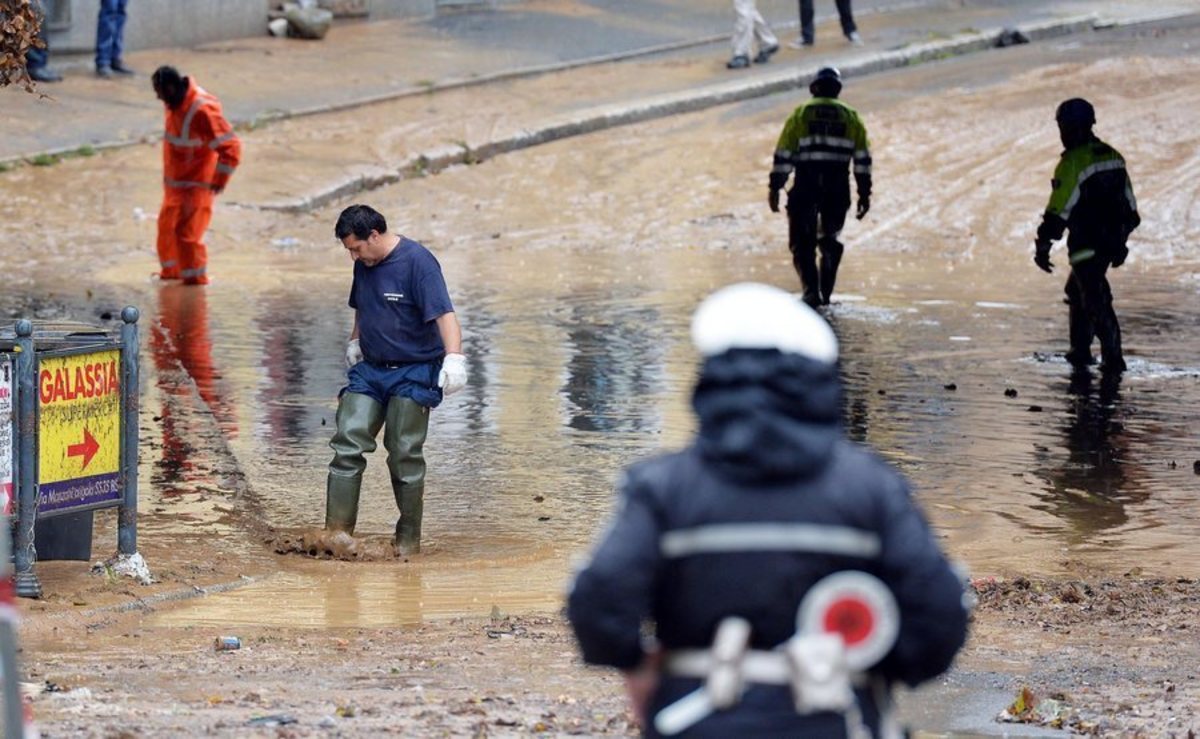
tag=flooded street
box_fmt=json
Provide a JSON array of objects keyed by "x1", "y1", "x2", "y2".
[
  {"x1": 148, "y1": 23, "x2": 1200, "y2": 629},
  {"x1": 3, "y1": 9, "x2": 1200, "y2": 735}
]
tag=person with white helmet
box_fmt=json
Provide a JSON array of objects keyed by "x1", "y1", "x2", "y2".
[{"x1": 568, "y1": 283, "x2": 969, "y2": 737}]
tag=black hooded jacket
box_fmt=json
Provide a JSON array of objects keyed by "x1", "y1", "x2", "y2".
[{"x1": 568, "y1": 349, "x2": 969, "y2": 736}]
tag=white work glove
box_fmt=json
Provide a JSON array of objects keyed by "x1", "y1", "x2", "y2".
[
  {"x1": 438, "y1": 353, "x2": 468, "y2": 396},
  {"x1": 345, "y1": 338, "x2": 363, "y2": 368}
]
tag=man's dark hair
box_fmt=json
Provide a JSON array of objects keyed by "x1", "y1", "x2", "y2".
[
  {"x1": 335, "y1": 204, "x2": 388, "y2": 240},
  {"x1": 152, "y1": 65, "x2": 188, "y2": 108},
  {"x1": 151, "y1": 65, "x2": 183, "y2": 93}
]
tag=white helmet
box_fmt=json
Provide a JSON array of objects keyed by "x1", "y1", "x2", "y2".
[{"x1": 691, "y1": 283, "x2": 838, "y2": 363}]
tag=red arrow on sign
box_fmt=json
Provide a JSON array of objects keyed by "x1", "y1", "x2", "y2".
[{"x1": 67, "y1": 428, "x2": 100, "y2": 470}]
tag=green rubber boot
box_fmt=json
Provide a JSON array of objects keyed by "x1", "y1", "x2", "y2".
[
  {"x1": 325, "y1": 392, "x2": 386, "y2": 533},
  {"x1": 384, "y1": 396, "x2": 429, "y2": 555}
]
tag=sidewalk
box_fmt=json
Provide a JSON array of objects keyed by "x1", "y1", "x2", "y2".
[
  {"x1": 0, "y1": 0, "x2": 906, "y2": 163},
  {"x1": 3, "y1": 0, "x2": 1198, "y2": 195}
]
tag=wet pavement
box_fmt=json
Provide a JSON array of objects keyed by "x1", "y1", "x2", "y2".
[
  {"x1": 6, "y1": 7, "x2": 1200, "y2": 611},
  {"x1": 4, "y1": 3, "x2": 1200, "y2": 735}
]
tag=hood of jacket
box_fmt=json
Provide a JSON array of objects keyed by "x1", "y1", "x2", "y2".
[{"x1": 692, "y1": 349, "x2": 841, "y2": 484}]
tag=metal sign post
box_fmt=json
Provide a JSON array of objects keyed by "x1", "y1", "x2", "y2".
[
  {"x1": 119, "y1": 307, "x2": 140, "y2": 555},
  {"x1": 13, "y1": 321, "x2": 39, "y2": 599}
]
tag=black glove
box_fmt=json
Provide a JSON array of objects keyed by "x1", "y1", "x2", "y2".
[
  {"x1": 1034, "y1": 240, "x2": 1054, "y2": 274},
  {"x1": 768, "y1": 189, "x2": 780, "y2": 213},
  {"x1": 1111, "y1": 244, "x2": 1129, "y2": 268},
  {"x1": 855, "y1": 195, "x2": 870, "y2": 220}
]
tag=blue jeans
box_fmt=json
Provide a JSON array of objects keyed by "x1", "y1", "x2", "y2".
[
  {"x1": 26, "y1": 0, "x2": 48, "y2": 70},
  {"x1": 799, "y1": 0, "x2": 857, "y2": 43},
  {"x1": 95, "y1": 0, "x2": 129, "y2": 69},
  {"x1": 342, "y1": 359, "x2": 443, "y2": 408}
]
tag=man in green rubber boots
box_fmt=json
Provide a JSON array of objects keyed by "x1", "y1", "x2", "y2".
[{"x1": 325, "y1": 204, "x2": 467, "y2": 555}]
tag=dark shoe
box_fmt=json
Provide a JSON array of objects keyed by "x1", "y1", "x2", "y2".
[
  {"x1": 753, "y1": 44, "x2": 779, "y2": 64},
  {"x1": 96, "y1": 65, "x2": 113, "y2": 78},
  {"x1": 111, "y1": 61, "x2": 135, "y2": 75},
  {"x1": 28, "y1": 67, "x2": 63, "y2": 83},
  {"x1": 726, "y1": 55, "x2": 751, "y2": 70},
  {"x1": 1100, "y1": 356, "x2": 1127, "y2": 375}
]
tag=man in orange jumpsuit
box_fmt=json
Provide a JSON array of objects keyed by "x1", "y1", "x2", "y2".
[{"x1": 152, "y1": 65, "x2": 241, "y2": 285}]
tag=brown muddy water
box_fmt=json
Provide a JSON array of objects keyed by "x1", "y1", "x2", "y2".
[{"x1": 3, "y1": 22, "x2": 1200, "y2": 630}]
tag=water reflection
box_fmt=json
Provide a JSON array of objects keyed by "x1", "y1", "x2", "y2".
[
  {"x1": 561, "y1": 301, "x2": 665, "y2": 433},
  {"x1": 256, "y1": 292, "x2": 312, "y2": 444},
  {"x1": 149, "y1": 284, "x2": 235, "y2": 489},
  {"x1": 1030, "y1": 370, "x2": 1143, "y2": 540}
]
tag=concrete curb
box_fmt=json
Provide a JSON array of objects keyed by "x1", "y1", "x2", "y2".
[
  {"x1": 0, "y1": 1, "x2": 934, "y2": 168},
  {"x1": 247, "y1": 13, "x2": 1108, "y2": 213},
  {"x1": 25, "y1": 575, "x2": 260, "y2": 630}
]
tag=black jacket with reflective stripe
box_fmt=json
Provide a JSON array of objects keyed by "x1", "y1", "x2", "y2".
[{"x1": 568, "y1": 350, "x2": 968, "y2": 736}]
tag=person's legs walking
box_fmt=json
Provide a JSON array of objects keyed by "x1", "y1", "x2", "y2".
[
  {"x1": 751, "y1": 5, "x2": 779, "y2": 63},
  {"x1": 112, "y1": 0, "x2": 129, "y2": 69},
  {"x1": 96, "y1": 0, "x2": 118, "y2": 71},
  {"x1": 176, "y1": 195, "x2": 213, "y2": 285},
  {"x1": 836, "y1": 0, "x2": 860, "y2": 39},
  {"x1": 794, "y1": 0, "x2": 815, "y2": 46},
  {"x1": 816, "y1": 187, "x2": 850, "y2": 304},
  {"x1": 729, "y1": 0, "x2": 756, "y2": 68},
  {"x1": 1074, "y1": 260, "x2": 1124, "y2": 373},
  {"x1": 788, "y1": 186, "x2": 822, "y2": 307},
  {"x1": 1064, "y1": 270, "x2": 1095, "y2": 368},
  {"x1": 25, "y1": 0, "x2": 61, "y2": 82},
  {"x1": 156, "y1": 201, "x2": 182, "y2": 279}
]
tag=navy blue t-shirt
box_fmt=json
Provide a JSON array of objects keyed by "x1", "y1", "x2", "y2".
[{"x1": 349, "y1": 237, "x2": 454, "y2": 363}]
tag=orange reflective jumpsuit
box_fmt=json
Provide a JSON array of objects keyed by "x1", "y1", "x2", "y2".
[{"x1": 158, "y1": 81, "x2": 241, "y2": 285}]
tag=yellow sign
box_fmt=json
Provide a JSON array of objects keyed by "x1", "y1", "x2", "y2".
[{"x1": 37, "y1": 350, "x2": 122, "y2": 513}]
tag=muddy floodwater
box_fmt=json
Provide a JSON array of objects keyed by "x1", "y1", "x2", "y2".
[{"x1": 3, "y1": 17, "x2": 1199, "y2": 642}]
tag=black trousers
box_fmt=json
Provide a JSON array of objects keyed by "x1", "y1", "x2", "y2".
[
  {"x1": 787, "y1": 177, "x2": 850, "y2": 306},
  {"x1": 1065, "y1": 257, "x2": 1123, "y2": 369},
  {"x1": 799, "y1": 0, "x2": 857, "y2": 43}
]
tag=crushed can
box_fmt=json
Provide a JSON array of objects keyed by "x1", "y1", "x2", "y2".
[{"x1": 214, "y1": 636, "x2": 241, "y2": 651}]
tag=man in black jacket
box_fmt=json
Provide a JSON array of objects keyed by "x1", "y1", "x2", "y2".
[
  {"x1": 568, "y1": 283, "x2": 969, "y2": 737},
  {"x1": 1034, "y1": 98, "x2": 1140, "y2": 374}
]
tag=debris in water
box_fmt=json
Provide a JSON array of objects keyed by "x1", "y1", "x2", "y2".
[
  {"x1": 943, "y1": 383, "x2": 957, "y2": 391},
  {"x1": 1004, "y1": 388, "x2": 1018, "y2": 398}
]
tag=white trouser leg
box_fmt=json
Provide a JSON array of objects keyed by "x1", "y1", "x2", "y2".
[
  {"x1": 753, "y1": 5, "x2": 778, "y2": 49},
  {"x1": 731, "y1": 0, "x2": 758, "y2": 57}
]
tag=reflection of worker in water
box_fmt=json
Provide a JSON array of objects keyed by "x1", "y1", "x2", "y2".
[
  {"x1": 150, "y1": 284, "x2": 235, "y2": 482},
  {"x1": 1032, "y1": 372, "x2": 1141, "y2": 539},
  {"x1": 324, "y1": 205, "x2": 467, "y2": 556},
  {"x1": 568, "y1": 283, "x2": 967, "y2": 737},
  {"x1": 563, "y1": 305, "x2": 663, "y2": 433},
  {"x1": 152, "y1": 65, "x2": 241, "y2": 285},
  {"x1": 1034, "y1": 98, "x2": 1140, "y2": 374},
  {"x1": 769, "y1": 67, "x2": 871, "y2": 307}
]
